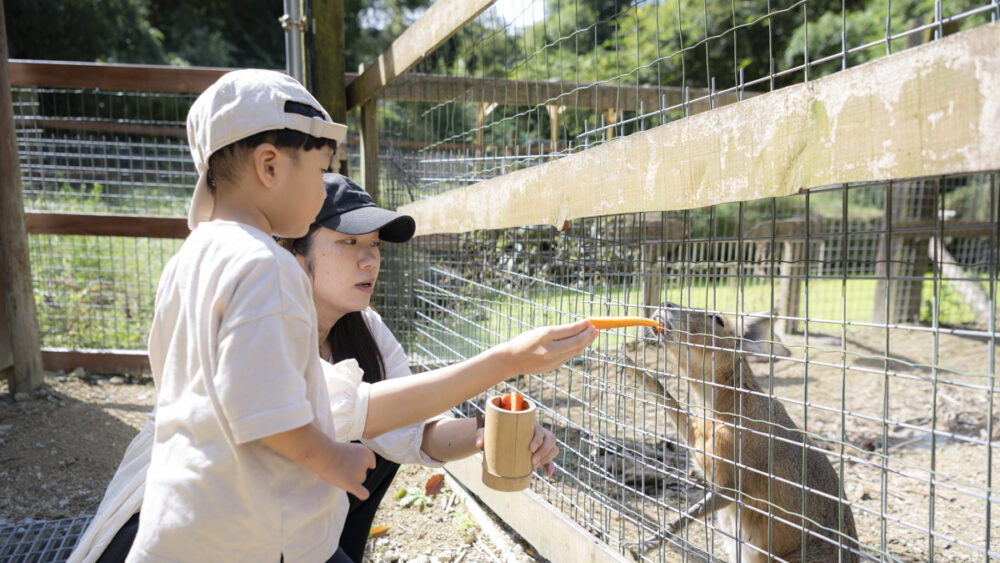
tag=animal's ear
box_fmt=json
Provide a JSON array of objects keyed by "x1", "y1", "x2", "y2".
[{"x1": 739, "y1": 312, "x2": 791, "y2": 358}]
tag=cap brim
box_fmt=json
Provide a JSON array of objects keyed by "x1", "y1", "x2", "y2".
[
  {"x1": 188, "y1": 171, "x2": 214, "y2": 230},
  {"x1": 319, "y1": 207, "x2": 416, "y2": 243}
]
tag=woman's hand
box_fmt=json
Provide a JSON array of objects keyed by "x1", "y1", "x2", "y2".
[
  {"x1": 474, "y1": 421, "x2": 559, "y2": 476},
  {"x1": 528, "y1": 421, "x2": 558, "y2": 475},
  {"x1": 503, "y1": 320, "x2": 597, "y2": 375}
]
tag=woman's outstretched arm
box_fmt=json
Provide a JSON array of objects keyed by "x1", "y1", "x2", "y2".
[{"x1": 362, "y1": 320, "x2": 596, "y2": 439}]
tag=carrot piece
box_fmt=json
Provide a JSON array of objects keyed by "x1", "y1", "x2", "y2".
[
  {"x1": 498, "y1": 395, "x2": 511, "y2": 411},
  {"x1": 511, "y1": 392, "x2": 525, "y2": 412},
  {"x1": 587, "y1": 316, "x2": 662, "y2": 330}
]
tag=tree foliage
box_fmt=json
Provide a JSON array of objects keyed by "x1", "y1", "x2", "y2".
[{"x1": 3, "y1": 0, "x2": 430, "y2": 70}]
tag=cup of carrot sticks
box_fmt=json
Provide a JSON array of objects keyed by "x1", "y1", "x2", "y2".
[{"x1": 481, "y1": 392, "x2": 536, "y2": 492}]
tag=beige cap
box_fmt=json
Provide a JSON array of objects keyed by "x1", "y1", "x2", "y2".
[{"x1": 185, "y1": 69, "x2": 348, "y2": 230}]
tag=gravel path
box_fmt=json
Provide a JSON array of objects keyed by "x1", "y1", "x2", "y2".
[{"x1": 0, "y1": 371, "x2": 539, "y2": 563}]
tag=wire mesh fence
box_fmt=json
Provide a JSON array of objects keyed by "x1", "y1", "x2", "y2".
[
  {"x1": 370, "y1": 1, "x2": 1000, "y2": 561},
  {"x1": 10, "y1": 82, "x2": 376, "y2": 352},
  {"x1": 378, "y1": 174, "x2": 999, "y2": 561},
  {"x1": 7, "y1": 0, "x2": 1000, "y2": 561}
]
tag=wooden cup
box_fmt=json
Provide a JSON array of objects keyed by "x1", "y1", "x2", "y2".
[{"x1": 481, "y1": 395, "x2": 537, "y2": 492}]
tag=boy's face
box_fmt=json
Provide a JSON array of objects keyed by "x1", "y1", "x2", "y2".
[{"x1": 270, "y1": 146, "x2": 336, "y2": 238}]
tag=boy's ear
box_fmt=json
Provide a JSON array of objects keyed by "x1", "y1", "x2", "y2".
[{"x1": 252, "y1": 143, "x2": 281, "y2": 188}]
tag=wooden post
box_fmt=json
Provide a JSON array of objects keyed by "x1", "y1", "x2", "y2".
[
  {"x1": 359, "y1": 62, "x2": 380, "y2": 204},
  {"x1": 873, "y1": 180, "x2": 937, "y2": 325},
  {"x1": 476, "y1": 102, "x2": 486, "y2": 156},
  {"x1": 745, "y1": 217, "x2": 826, "y2": 334},
  {"x1": 546, "y1": 105, "x2": 563, "y2": 156},
  {"x1": 777, "y1": 240, "x2": 805, "y2": 334},
  {"x1": 637, "y1": 216, "x2": 688, "y2": 313},
  {"x1": 0, "y1": 0, "x2": 45, "y2": 395},
  {"x1": 605, "y1": 108, "x2": 617, "y2": 141},
  {"x1": 309, "y1": 0, "x2": 348, "y2": 175}
]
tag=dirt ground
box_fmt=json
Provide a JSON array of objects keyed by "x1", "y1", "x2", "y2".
[
  {"x1": 0, "y1": 371, "x2": 539, "y2": 563},
  {"x1": 533, "y1": 325, "x2": 1000, "y2": 562}
]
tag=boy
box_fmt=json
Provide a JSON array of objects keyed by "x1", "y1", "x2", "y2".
[{"x1": 128, "y1": 69, "x2": 376, "y2": 562}]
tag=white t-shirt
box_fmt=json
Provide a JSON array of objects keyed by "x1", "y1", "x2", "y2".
[
  {"x1": 129, "y1": 221, "x2": 340, "y2": 563},
  {"x1": 69, "y1": 310, "x2": 447, "y2": 563}
]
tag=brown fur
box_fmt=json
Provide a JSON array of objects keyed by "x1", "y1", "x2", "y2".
[{"x1": 632, "y1": 304, "x2": 859, "y2": 562}]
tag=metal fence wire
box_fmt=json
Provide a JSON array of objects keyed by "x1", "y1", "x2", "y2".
[
  {"x1": 371, "y1": 1, "x2": 1000, "y2": 561},
  {"x1": 8, "y1": 0, "x2": 1000, "y2": 561}
]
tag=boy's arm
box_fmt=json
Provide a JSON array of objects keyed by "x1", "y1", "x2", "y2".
[
  {"x1": 260, "y1": 423, "x2": 376, "y2": 499},
  {"x1": 363, "y1": 320, "x2": 597, "y2": 439}
]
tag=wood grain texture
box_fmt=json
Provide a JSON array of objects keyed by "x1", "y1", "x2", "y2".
[
  {"x1": 345, "y1": 0, "x2": 496, "y2": 110},
  {"x1": 400, "y1": 23, "x2": 1000, "y2": 236}
]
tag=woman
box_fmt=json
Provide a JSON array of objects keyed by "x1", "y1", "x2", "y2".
[{"x1": 71, "y1": 174, "x2": 595, "y2": 563}]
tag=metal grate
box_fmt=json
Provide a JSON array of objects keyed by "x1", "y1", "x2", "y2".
[{"x1": 0, "y1": 517, "x2": 92, "y2": 563}]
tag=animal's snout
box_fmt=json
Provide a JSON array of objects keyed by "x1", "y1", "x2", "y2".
[{"x1": 650, "y1": 302, "x2": 680, "y2": 335}]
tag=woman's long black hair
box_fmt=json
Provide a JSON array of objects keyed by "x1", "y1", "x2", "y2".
[{"x1": 280, "y1": 224, "x2": 386, "y2": 384}]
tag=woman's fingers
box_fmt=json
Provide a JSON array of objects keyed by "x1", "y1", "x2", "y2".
[
  {"x1": 545, "y1": 319, "x2": 595, "y2": 341},
  {"x1": 529, "y1": 421, "x2": 545, "y2": 452},
  {"x1": 530, "y1": 423, "x2": 558, "y2": 469}
]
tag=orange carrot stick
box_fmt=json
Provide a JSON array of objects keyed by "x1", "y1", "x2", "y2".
[
  {"x1": 587, "y1": 316, "x2": 662, "y2": 330},
  {"x1": 511, "y1": 392, "x2": 525, "y2": 412}
]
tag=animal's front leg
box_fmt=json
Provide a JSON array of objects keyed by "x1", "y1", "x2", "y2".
[
  {"x1": 666, "y1": 489, "x2": 733, "y2": 535},
  {"x1": 623, "y1": 489, "x2": 735, "y2": 556}
]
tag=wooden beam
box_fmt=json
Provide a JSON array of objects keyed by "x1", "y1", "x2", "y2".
[
  {"x1": 8, "y1": 60, "x2": 231, "y2": 94},
  {"x1": 0, "y1": 1, "x2": 44, "y2": 395},
  {"x1": 10, "y1": 59, "x2": 744, "y2": 114},
  {"x1": 310, "y1": 0, "x2": 349, "y2": 175},
  {"x1": 25, "y1": 213, "x2": 189, "y2": 239},
  {"x1": 359, "y1": 95, "x2": 380, "y2": 204},
  {"x1": 445, "y1": 455, "x2": 629, "y2": 563},
  {"x1": 15, "y1": 117, "x2": 186, "y2": 138},
  {"x1": 42, "y1": 349, "x2": 151, "y2": 375},
  {"x1": 345, "y1": 0, "x2": 496, "y2": 111},
  {"x1": 379, "y1": 71, "x2": 747, "y2": 112},
  {"x1": 399, "y1": 24, "x2": 1000, "y2": 236}
]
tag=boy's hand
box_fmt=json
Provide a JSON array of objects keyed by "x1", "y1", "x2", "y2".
[
  {"x1": 260, "y1": 423, "x2": 376, "y2": 499},
  {"x1": 504, "y1": 320, "x2": 597, "y2": 375},
  {"x1": 474, "y1": 421, "x2": 559, "y2": 476},
  {"x1": 320, "y1": 442, "x2": 377, "y2": 500}
]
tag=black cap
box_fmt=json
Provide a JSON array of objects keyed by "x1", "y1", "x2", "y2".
[{"x1": 314, "y1": 173, "x2": 416, "y2": 243}]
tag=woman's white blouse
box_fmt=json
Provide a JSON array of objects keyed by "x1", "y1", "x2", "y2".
[
  {"x1": 335, "y1": 308, "x2": 450, "y2": 466},
  {"x1": 68, "y1": 307, "x2": 449, "y2": 563}
]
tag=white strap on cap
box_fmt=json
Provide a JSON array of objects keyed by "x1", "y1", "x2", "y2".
[{"x1": 285, "y1": 114, "x2": 348, "y2": 144}]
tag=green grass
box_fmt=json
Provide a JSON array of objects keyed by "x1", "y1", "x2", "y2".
[{"x1": 411, "y1": 275, "x2": 991, "y2": 359}]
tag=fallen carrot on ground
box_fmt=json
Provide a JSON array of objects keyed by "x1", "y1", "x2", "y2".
[{"x1": 587, "y1": 316, "x2": 662, "y2": 330}]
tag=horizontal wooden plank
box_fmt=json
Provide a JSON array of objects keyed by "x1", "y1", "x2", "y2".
[
  {"x1": 346, "y1": 0, "x2": 496, "y2": 110},
  {"x1": 16, "y1": 117, "x2": 187, "y2": 138},
  {"x1": 445, "y1": 455, "x2": 629, "y2": 563},
  {"x1": 10, "y1": 59, "x2": 736, "y2": 114},
  {"x1": 8, "y1": 60, "x2": 234, "y2": 93},
  {"x1": 42, "y1": 349, "x2": 151, "y2": 375},
  {"x1": 25, "y1": 212, "x2": 189, "y2": 239},
  {"x1": 399, "y1": 24, "x2": 1000, "y2": 236},
  {"x1": 384, "y1": 72, "x2": 749, "y2": 112}
]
